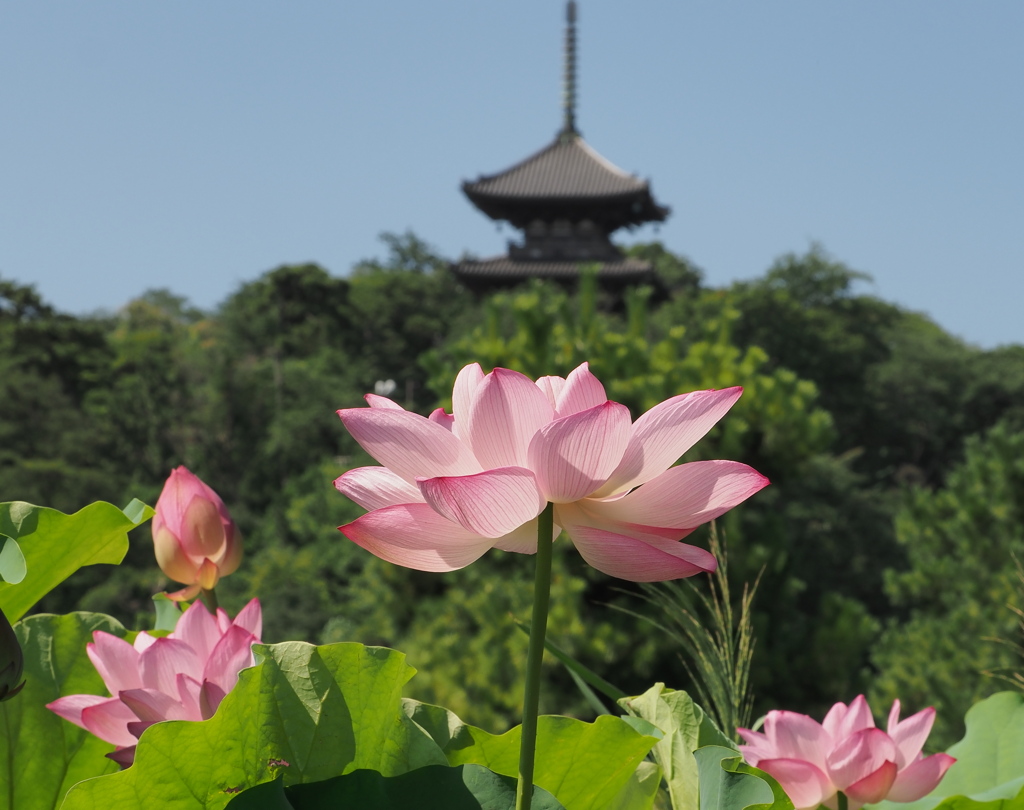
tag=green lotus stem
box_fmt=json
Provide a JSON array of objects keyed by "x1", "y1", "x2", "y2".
[
  {"x1": 200, "y1": 586, "x2": 219, "y2": 614},
  {"x1": 516, "y1": 502, "x2": 555, "y2": 810},
  {"x1": 838, "y1": 791, "x2": 848, "y2": 810}
]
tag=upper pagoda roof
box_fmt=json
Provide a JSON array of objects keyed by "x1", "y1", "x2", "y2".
[{"x1": 462, "y1": 133, "x2": 669, "y2": 231}]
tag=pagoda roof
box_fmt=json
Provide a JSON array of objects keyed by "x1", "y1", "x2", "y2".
[
  {"x1": 462, "y1": 133, "x2": 669, "y2": 230},
  {"x1": 453, "y1": 255, "x2": 654, "y2": 282}
]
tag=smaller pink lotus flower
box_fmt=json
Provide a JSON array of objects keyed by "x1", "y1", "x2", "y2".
[
  {"x1": 738, "y1": 695, "x2": 956, "y2": 810},
  {"x1": 152, "y1": 466, "x2": 242, "y2": 601},
  {"x1": 47, "y1": 598, "x2": 261, "y2": 767}
]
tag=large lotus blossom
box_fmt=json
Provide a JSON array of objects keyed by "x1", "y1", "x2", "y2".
[
  {"x1": 334, "y1": 362, "x2": 768, "y2": 582},
  {"x1": 738, "y1": 695, "x2": 956, "y2": 810},
  {"x1": 152, "y1": 466, "x2": 242, "y2": 601},
  {"x1": 47, "y1": 598, "x2": 261, "y2": 767}
]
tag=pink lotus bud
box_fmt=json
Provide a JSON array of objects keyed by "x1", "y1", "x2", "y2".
[{"x1": 152, "y1": 466, "x2": 241, "y2": 601}]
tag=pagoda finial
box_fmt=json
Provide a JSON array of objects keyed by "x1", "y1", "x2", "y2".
[{"x1": 561, "y1": 1, "x2": 578, "y2": 141}]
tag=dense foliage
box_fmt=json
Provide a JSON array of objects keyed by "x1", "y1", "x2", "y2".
[{"x1": 2, "y1": 234, "x2": 1022, "y2": 744}]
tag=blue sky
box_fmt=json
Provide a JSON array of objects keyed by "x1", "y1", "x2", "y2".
[{"x1": 1, "y1": 2, "x2": 1021, "y2": 347}]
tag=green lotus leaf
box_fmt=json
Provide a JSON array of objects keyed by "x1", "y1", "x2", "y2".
[
  {"x1": 403, "y1": 698, "x2": 658, "y2": 810},
  {"x1": 225, "y1": 763, "x2": 566, "y2": 809},
  {"x1": 694, "y1": 746, "x2": 793, "y2": 810},
  {"x1": 0, "y1": 612, "x2": 126, "y2": 810},
  {"x1": 62, "y1": 642, "x2": 447, "y2": 809},
  {"x1": 875, "y1": 692, "x2": 1024, "y2": 810},
  {"x1": 619, "y1": 683, "x2": 737, "y2": 810},
  {"x1": 0, "y1": 500, "x2": 153, "y2": 621}
]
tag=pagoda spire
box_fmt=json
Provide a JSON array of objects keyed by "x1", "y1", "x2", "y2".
[{"x1": 560, "y1": 1, "x2": 578, "y2": 141}]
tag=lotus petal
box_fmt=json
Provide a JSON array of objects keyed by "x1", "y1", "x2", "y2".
[
  {"x1": 340, "y1": 503, "x2": 494, "y2": 572},
  {"x1": 887, "y1": 702, "x2": 936, "y2": 768},
  {"x1": 528, "y1": 401, "x2": 631, "y2": 502},
  {"x1": 418, "y1": 467, "x2": 545, "y2": 538},
  {"x1": 338, "y1": 408, "x2": 481, "y2": 483},
  {"x1": 566, "y1": 524, "x2": 716, "y2": 581},
  {"x1": 553, "y1": 362, "x2": 607, "y2": 417},
  {"x1": 594, "y1": 387, "x2": 743, "y2": 497},
  {"x1": 466, "y1": 367, "x2": 554, "y2": 468},
  {"x1": 886, "y1": 754, "x2": 956, "y2": 802},
  {"x1": 87, "y1": 632, "x2": 143, "y2": 696},
  {"x1": 587, "y1": 460, "x2": 769, "y2": 530},
  {"x1": 335, "y1": 466, "x2": 425, "y2": 510},
  {"x1": 827, "y1": 728, "x2": 896, "y2": 791},
  {"x1": 757, "y1": 758, "x2": 835, "y2": 810}
]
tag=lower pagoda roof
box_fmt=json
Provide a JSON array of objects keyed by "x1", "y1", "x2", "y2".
[
  {"x1": 462, "y1": 134, "x2": 669, "y2": 231},
  {"x1": 451, "y1": 255, "x2": 662, "y2": 295}
]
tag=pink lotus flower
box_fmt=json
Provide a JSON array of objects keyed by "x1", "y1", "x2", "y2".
[
  {"x1": 738, "y1": 695, "x2": 956, "y2": 810},
  {"x1": 335, "y1": 362, "x2": 768, "y2": 581},
  {"x1": 152, "y1": 466, "x2": 242, "y2": 600},
  {"x1": 47, "y1": 598, "x2": 261, "y2": 767}
]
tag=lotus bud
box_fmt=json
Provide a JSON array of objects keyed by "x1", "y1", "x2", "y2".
[
  {"x1": 152, "y1": 466, "x2": 241, "y2": 601},
  {"x1": 0, "y1": 607, "x2": 25, "y2": 702}
]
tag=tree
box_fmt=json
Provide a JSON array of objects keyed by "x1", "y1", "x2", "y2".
[{"x1": 871, "y1": 422, "x2": 1024, "y2": 748}]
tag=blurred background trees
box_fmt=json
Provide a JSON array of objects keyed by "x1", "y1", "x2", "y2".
[{"x1": 3, "y1": 235, "x2": 1022, "y2": 743}]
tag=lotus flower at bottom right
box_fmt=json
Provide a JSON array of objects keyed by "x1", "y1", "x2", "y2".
[{"x1": 738, "y1": 695, "x2": 955, "y2": 810}]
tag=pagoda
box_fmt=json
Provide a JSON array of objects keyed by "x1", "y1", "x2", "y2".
[{"x1": 453, "y1": 1, "x2": 670, "y2": 294}]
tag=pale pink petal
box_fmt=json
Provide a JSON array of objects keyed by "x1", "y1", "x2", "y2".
[
  {"x1": 176, "y1": 674, "x2": 205, "y2": 721},
  {"x1": 119, "y1": 687, "x2": 189, "y2": 723},
  {"x1": 154, "y1": 466, "x2": 208, "y2": 530},
  {"x1": 195, "y1": 558, "x2": 220, "y2": 590},
  {"x1": 887, "y1": 754, "x2": 956, "y2": 802},
  {"x1": 81, "y1": 698, "x2": 141, "y2": 747},
  {"x1": 822, "y1": 701, "x2": 850, "y2": 741},
  {"x1": 215, "y1": 608, "x2": 232, "y2": 634},
  {"x1": 535, "y1": 375, "x2": 566, "y2": 409},
  {"x1": 200, "y1": 680, "x2": 228, "y2": 719},
  {"x1": 764, "y1": 711, "x2": 833, "y2": 771},
  {"x1": 429, "y1": 408, "x2": 455, "y2": 431},
  {"x1": 491, "y1": 517, "x2": 561, "y2": 554},
  {"x1": 178, "y1": 496, "x2": 226, "y2": 559},
  {"x1": 553, "y1": 363, "x2": 607, "y2": 417},
  {"x1": 844, "y1": 760, "x2": 899, "y2": 805},
  {"x1": 756, "y1": 758, "x2": 835, "y2": 810},
  {"x1": 337, "y1": 408, "x2": 481, "y2": 483},
  {"x1": 365, "y1": 394, "x2": 404, "y2": 410},
  {"x1": 825, "y1": 695, "x2": 875, "y2": 741},
  {"x1": 172, "y1": 600, "x2": 222, "y2": 662},
  {"x1": 888, "y1": 705, "x2": 936, "y2": 768},
  {"x1": 593, "y1": 387, "x2": 744, "y2": 497},
  {"x1": 417, "y1": 467, "x2": 545, "y2": 539},
  {"x1": 452, "y1": 363, "x2": 485, "y2": 440},
  {"x1": 203, "y1": 626, "x2": 256, "y2": 695},
  {"x1": 139, "y1": 637, "x2": 202, "y2": 694},
  {"x1": 87, "y1": 632, "x2": 143, "y2": 695},
  {"x1": 466, "y1": 367, "x2": 555, "y2": 469},
  {"x1": 133, "y1": 632, "x2": 158, "y2": 653},
  {"x1": 737, "y1": 728, "x2": 772, "y2": 766},
  {"x1": 827, "y1": 728, "x2": 896, "y2": 791},
  {"x1": 166, "y1": 584, "x2": 202, "y2": 602},
  {"x1": 232, "y1": 598, "x2": 262, "y2": 639},
  {"x1": 528, "y1": 401, "x2": 631, "y2": 503},
  {"x1": 887, "y1": 700, "x2": 902, "y2": 734},
  {"x1": 585, "y1": 460, "x2": 769, "y2": 529},
  {"x1": 335, "y1": 466, "x2": 426, "y2": 510},
  {"x1": 340, "y1": 504, "x2": 495, "y2": 572},
  {"x1": 47, "y1": 694, "x2": 113, "y2": 729},
  {"x1": 153, "y1": 526, "x2": 197, "y2": 584},
  {"x1": 565, "y1": 524, "x2": 715, "y2": 581}
]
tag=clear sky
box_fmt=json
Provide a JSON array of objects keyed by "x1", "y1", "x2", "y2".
[{"x1": 1, "y1": 2, "x2": 1021, "y2": 347}]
